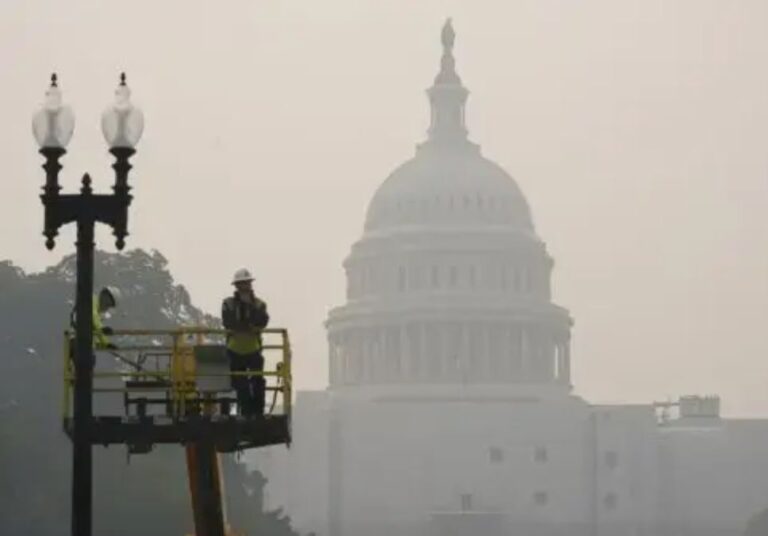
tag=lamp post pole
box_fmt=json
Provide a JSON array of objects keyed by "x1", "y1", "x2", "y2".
[
  {"x1": 72, "y1": 183, "x2": 96, "y2": 536},
  {"x1": 34, "y1": 73, "x2": 143, "y2": 536}
]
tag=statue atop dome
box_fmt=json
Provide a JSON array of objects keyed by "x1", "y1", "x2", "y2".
[
  {"x1": 429, "y1": 18, "x2": 468, "y2": 143},
  {"x1": 435, "y1": 18, "x2": 461, "y2": 85},
  {"x1": 441, "y1": 18, "x2": 455, "y2": 51}
]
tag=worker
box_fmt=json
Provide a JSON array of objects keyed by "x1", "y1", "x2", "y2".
[
  {"x1": 93, "y1": 286, "x2": 119, "y2": 350},
  {"x1": 69, "y1": 286, "x2": 119, "y2": 351},
  {"x1": 222, "y1": 269, "x2": 269, "y2": 417}
]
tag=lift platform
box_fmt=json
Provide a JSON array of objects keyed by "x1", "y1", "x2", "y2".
[
  {"x1": 61, "y1": 327, "x2": 292, "y2": 536},
  {"x1": 62, "y1": 327, "x2": 292, "y2": 453}
]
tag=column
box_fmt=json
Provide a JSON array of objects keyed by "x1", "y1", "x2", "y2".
[
  {"x1": 329, "y1": 335, "x2": 338, "y2": 386},
  {"x1": 487, "y1": 326, "x2": 499, "y2": 379},
  {"x1": 363, "y1": 329, "x2": 373, "y2": 383},
  {"x1": 347, "y1": 332, "x2": 356, "y2": 384},
  {"x1": 546, "y1": 336, "x2": 556, "y2": 381},
  {"x1": 562, "y1": 339, "x2": 572, "y2": 386},
  {"x1": 520, "y1": 327, "x2": 529, "y2": 381},
  {"x1": 335, "y1": 335, "x2": 344, "y2": 385},
  {"x1": 420, "y1": 322, "x2": 428, "y2": 382},
  {"x1": 373, "y1": 328, "x2": 381, "y2": 383},
  {"x1": 460, "y1": 323, "x2": 470, "y2": 381},
  {"x1": 482, "y1": 325, "x2": 491, "y2": 381},
  {"x1": 370, "y1": 328, "x2": 378, "y2": 383},
  {"x1": 447, "y1": 324, "x2": 458, "y2": 380},
  {"x1": 379, "y1": 328, "x2": 388, "y2": 381},
  {"x1": 391, "y1": 328, "x2": 397, "y2": 380},
  {"x1": 528, "y1": 329, "x2": 541, "y2": 381},
  {"x1": 441, "y1": 325, "x2": 452, "y2": 380},
  {"x1": 400, "y1": 325, "x2": 410, "y2": 383},
  {"x1": 342, "y1": 333, "x2": 350, "y2": 385},
  {"x1": 509, "y1": 326, "x2": 521, "y2": 377},
  {"x1": 380, "y1": 328, "x2": 390, "y2": 381}
]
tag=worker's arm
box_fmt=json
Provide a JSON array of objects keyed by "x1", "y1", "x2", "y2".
[
  {"x1": 94, "y1": 332, "x2": 113, "y2": 349},
  {"x1": 91, "y1": 306, "x2": 113, "y2": 349},
  {"x1": 252, "y1": 299, "x2": 269, "y2": 329},
  {"x1": 223, "y1": 297, "x2": 268, "y2": 331},
  {"x1": 222, "y1": 298, "x2": 249, "y2": 331},
  {"x1": 222, "y1": 300, "x2": 234, "y2": 330}
]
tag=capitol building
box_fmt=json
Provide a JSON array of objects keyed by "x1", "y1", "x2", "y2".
[{"x1": 256, "y1": 20, "x2": 768, "y2": 536}]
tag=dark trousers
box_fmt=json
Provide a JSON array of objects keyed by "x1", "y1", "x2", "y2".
[{"x1": 227, "y1": 350, "x2": 265, "y2": 416}]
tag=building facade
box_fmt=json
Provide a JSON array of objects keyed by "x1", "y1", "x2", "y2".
[{"x1": 254, "y1": 21, "x2": 768, "y2": 536}]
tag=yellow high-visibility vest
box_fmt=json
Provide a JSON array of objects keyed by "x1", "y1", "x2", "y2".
[
  {"x1": 226, "y1": 331, "x2": 261, "y2": 355},
  {"x1": 92, "y1": 295, "x2": 111, "y2": 349}
]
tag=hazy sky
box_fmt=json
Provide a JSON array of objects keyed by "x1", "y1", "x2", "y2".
[{"x1": 1, "y1": 1, "x2": 766, "y2": 416}]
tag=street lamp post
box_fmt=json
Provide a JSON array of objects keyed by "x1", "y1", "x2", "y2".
[{"x1": 32, "y1": 73, "x2": 144, "y2": 536}]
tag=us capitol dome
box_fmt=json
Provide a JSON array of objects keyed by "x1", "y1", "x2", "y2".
[{"x1": 326, "y1": 19, "x2": 573, "y2": 393}]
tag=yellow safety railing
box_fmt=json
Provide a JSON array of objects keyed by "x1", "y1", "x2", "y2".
[{"x1": 62, "y1": 327, "x2": 293, "y2": 423}]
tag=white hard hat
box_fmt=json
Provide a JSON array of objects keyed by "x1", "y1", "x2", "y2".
[
  {"x1": 100, "y1": 286, "x2": 120, "y2": 307},
  {"x1": 232, "y1": 268, "x2": 254, "y2": 285}
]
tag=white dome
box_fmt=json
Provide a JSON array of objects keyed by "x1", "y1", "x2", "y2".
[{"x1": 364, "y1": 143, "x2": 534, "y2": 233}]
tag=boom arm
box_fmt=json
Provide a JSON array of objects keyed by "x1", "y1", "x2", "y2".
[{"x1": 186, "y1": 441, "x2": 228, "y2": 536}]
